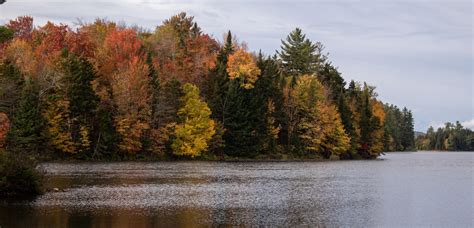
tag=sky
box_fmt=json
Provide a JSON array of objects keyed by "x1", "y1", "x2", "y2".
[{"x1": 0, "y1": 0, "x2": 472, "y2": 131}]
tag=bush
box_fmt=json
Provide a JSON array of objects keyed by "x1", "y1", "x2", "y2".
[{"x1": 0, "y1": 152, "x2": 43, "y2": 197}]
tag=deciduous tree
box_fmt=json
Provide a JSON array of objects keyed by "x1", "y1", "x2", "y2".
[{"x1": 171, "y1": 83, "x2": 215, "y2": 157}]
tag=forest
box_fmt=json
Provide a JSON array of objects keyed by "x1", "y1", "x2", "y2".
[
  {"x1": 0, "y1": 13, "x2": 416, "y2": 162},
  {"x1": 416, "y1": 122, "x2": 474, "y2": 151}
]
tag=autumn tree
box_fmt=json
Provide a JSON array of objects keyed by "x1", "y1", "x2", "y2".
[
  {"x1": 171, "y1": 83, "x2": 215, "y2": 157},
  {"x1": 0, "y1": 113, "x2": 9, "y2": 150},
  {"x1": 93, "y1": 28, "x2": 152, "y2": 154},
  {"x1": 112, "y1": 58, "x2": 151, "y2": 154},
  {"x1": 42, "y1": 97, "x2": 75, "y2": 154},
  {"x1": 4, "y1": 39, "x2": 37, "y2": 78},
  {"x1": 150, "y1": 79, "x2": 183, "y2": 154},
  {"x1": 146, "y1": 12, "x2": 218, "y2": 89},
  {"x1": 0, "y1": 14, "x2": 418, "y2": 160},
  {"x1": 370, "y1": 100, "x2": 386, "y2": 153},
  {"x1": 220, "y1": 45, "x2": 264, "y2": 157},
  {"x1": 290, "y1": 75, "x2": 350, "y2": 157},
  {"x1": 227, "y1": 48, "x2": 261, "y2": 89},
  {"x1": 6, "y1": 16, "x2": 34, "y2": 41}
]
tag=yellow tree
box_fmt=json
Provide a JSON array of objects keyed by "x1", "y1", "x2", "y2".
[
  {"x1": 292, "y1": 75, "x2": 350, "y2": 158},
  {"x1": 42, "y1": 99, "x2": 76, "y2": 154},
  {"x1": 226, "y1": 49, "x2": 261, "y2": 89},
  {"x1": 370, "y1": 100, "x2": 386, "y2": 153},
  {"x1": 4, "y1": 39, "x2": 37, "y2": 79},
  {"x1": 171, "y1": 83, "x2": 215, "y2": 157}
]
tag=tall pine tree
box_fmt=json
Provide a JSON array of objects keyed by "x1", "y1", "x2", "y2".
[
  {"x1": 277, "y1": 28, "x2": 325, "y2": 80},
  {"x1": 64, "y1": 53, "x2": 99, "y2": 156},
  {"x1": 7, "y1": 79, "x2": 44, "y2": 155}
]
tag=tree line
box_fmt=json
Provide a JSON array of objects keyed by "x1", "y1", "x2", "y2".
[
  {"x1": 416, "y1": 122, "x2": 473, "y2": 151},
  {"x1": 0, "y1": 13, "x2": 416, "y2": 161}
]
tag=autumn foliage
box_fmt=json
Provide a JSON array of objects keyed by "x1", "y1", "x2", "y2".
[
  {"x1": 227, "y1": 49, "x2": 261, "y2": 89},
  {"x1": 0, "y1": 14, "x2": 414, "y2": 160},
  {"x1": 0, "y1": 113, "x2": 9, "y2": 149}
]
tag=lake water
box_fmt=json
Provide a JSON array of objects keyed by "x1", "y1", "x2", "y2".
[{"x1": 1, "y1": 152, "x2": 472, "y2": 227}]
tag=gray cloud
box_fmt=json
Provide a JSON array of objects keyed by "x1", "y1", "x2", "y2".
[{"x1": 0, "y1": 0, "x2": 472, "y2": 131}]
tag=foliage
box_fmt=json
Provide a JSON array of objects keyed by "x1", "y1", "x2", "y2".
[
  {"x1": 0, "y1": 113, "x2": 9, "y2": 149},
  {"x1": 112, "y1": 58, "x2": 151, "y2": 153},
  {"x1": 227, "y1": 49, "x2": 261, "y2": 89},
  {"x1": 6, "y1": 79, "x2": 44, "y2": 154},
  {"x1": 6, "y1": 16, "x2": 33, "y2": 41},
  {"x1": 0, "y1": 26, "x2": 14, "y2": 43},
  {"x1": 383, "y1": 104, "x2": 415, "y2": 151},
  {"x1": 171, "y1": 83, "x2": 215, "y2": 157},
  {"x1": 63, "y1": 53, "x2": 98, "y2": 155},
  {"x1": 290, "y1": 75, "x2": 350, "y2": 157},
  {"x1": 0, "y1": 15, "x2": 417, "y2": 161},
  {"x1": 42, "y1": 98, "x2": 76, "y2": 154},
  {"x1": 277, "y1": 28, "x2": 326, "y2": 79},
  {"x1": 416, "y1": 122, "x2": 473, "y2": 151},
  {"x1": 0, "y1": 151, "x2": 43, "y2": 197}
]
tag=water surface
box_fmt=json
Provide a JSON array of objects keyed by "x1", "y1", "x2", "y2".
[{"x1": 1, "y1": 152, "x2": 472, "y2": 227}]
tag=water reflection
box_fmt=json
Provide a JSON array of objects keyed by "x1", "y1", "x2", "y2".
[{"x1": 1, "y1": 152, "x2": 472, "y2": 227}]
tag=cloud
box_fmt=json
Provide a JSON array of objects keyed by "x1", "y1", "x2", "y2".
[
  {"x1": 461, "y1": 119, "x2": 474, "y2": 130},
  {"x1": 0, "y1": 0, "x2": 472, "y2": 132}
]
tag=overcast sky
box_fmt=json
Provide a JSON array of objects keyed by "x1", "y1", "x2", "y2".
[{"x1": 1, "y1": 0, "x2": 472, "y2": 131}]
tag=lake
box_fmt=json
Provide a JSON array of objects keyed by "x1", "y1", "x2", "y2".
[{"x1": 1, "y1": 152, "x2": 472, "y2": 227}]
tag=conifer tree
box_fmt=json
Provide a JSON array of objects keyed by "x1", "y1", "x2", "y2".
[
  {"x1": 207, "y1": 31, "x2": 234, "y2": 124},
  {"x1": 358, "y1": 85, "x2": 375, "y2": 157},
  {"x1": 277, "y1": 28, "x2": 325, "y2": 79},
  {"x1": 401, "y1": 107, "x2": 415, "y2": 150},
  {"x1": 7, "y1": 79, "x2": 44, "y2": 154},
  {"x1": 0, "y1": 60, "x2": 22, "y2": 116},
  {"x1": 64, "y1": 53, "x2": 98, "y2": 154},
  {"x1": 223, "y1": 80, "x2": 260, "y2": 157}
]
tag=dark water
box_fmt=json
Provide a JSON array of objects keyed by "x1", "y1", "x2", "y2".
[{"x1": 1, "y1": 152, "x2": 472, "y2": 227}]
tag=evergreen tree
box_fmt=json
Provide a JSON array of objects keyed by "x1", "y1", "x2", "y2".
[
  {"x1": 94, "y1": 102, "x2": 118, "y2": 159},
  {"x1": 64, "y1": 53, "x2": 99, "y2": 155},
  {"x1": 253, "y1": 54, "x2": 284, "y2": 153},
  {"x1": 0, "y1": 26, "x2": 14, "y2": 43},
  {"x1": 358, "y1": 85, "x2": 374, "y2": 158},
  {"x1": 222, "y1": 80, "x2": 260, "y2": 157},
  {"x1": 277, "y1": 28, "x2": 325, "y2": 79},
  {"x1": 0, "y1": 60, "x2": 22, "y2": 116},
  {"x1": 142, "y1": 52, "x2": 160, "y2": 154},
  {"x1": 207, "y1": 30, "x2": 234, "y2": 124},
  {"x1": 317, "y1": 63, "x2": 345, "y2": 101},
  {"x1": 151, "y1": 79, "x2": 183, "y2": 155},
  {"x1": 416, "y1": 121, "x2": 473, "y2": 151},
  {"x1": 400, "y1": 108, "x2": 415, "y2": 150},
  {"x1": 7, "y1": 79, "x2": 44, "y2": 154}
]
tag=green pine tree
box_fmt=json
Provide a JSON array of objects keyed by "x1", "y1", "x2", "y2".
[
  {"x1": 64, "y1": 53, "x2": 99, "y2": 155},
  {"x1": 7, "y1": 79, "x2": 44, "y2": 155},
  {"x1": 358, "y1": 84, "x2": 374, "y2": 158},
  {"x1": 207, "y1": 30, "x2": 234, "y2": 124},
  {"x1": 277, "y1": 28, "x2": 325, "y2": 79}
]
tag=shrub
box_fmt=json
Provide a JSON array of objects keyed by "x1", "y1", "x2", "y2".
[{"x1": 0, "y1": 152, "x2": 43, "y2": 197}]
